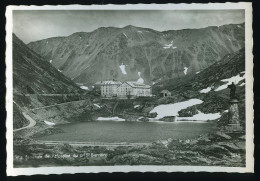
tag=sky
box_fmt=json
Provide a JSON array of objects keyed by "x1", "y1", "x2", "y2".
[{"x1": 13, "y1": 10, "x2": 245, "y2": 44}]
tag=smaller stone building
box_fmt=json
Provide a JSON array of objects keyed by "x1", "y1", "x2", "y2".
[{"x1": 160, "y1": 90, "x2": 171, "y2": 97}]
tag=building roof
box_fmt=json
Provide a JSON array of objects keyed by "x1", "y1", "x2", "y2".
[
  {"x1": 123, "y1": 81, "x2": 151, "y2": 89},
  {"x1": 95, "y1": 81, "x2": 121, "y2": 85},
  {"x1": 160, "y1": 90, "x2": 171, "y2": 93}
]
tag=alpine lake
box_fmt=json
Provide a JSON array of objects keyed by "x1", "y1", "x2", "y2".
[{"x1": 36, "y1": 120, "x2": 217, "y2": 143}]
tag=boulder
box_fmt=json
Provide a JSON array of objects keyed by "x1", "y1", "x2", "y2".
[
  {"x1": 147, "y1": 112, "x2": 158, "y2": 118},
  {"x1": 159, "y1": 116, "x2": 176, "y2": 122},
  {"x1": 125, "y1": 115, "x2": 139, "y2": 122},
  {"x1": 139, "y1": 117, "x2": 149, "y2": 122}
]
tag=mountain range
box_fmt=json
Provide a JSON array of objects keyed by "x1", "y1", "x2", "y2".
[{"x1": 27, "y1": 23, "x2": 245, "y2": 87}]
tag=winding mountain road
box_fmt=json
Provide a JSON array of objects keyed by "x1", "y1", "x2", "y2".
[
  {"x1": 13, "y1": 112, "x2": 36, "y2": 132},
  {"x1": 13, "y1": 99, "x2": 90, "y2": 132}
]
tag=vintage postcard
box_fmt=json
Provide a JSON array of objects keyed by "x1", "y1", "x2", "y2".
[{"x1": 6, "y1": 3, "x2": 254, "y2": 176}]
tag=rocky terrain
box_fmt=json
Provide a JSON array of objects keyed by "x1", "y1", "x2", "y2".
[
  {"x1": 13, "y1": 131, "x2": 245, "y2": 167},
  {"x1": 13, "y1": 34, "x2": 82, "y2": 95},
  {"x1": 27, "y1": 24, "x2": 245, "y2": 87}
]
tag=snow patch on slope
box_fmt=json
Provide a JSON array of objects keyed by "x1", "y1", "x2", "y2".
[
  {"x1": 200, "y1": 87, "x2": 212, "y2": 93},
  {"x1": 184, "y1": 67, "x2": 188, "y2": 75},
  {"x1": 119, "y1": 64, "x2": 127, "y2": 75},
  {"x1": 123, "y1": 33, "x2": 128, "y2": 38},
  {"x1": 49, "y1": 60, "x2": 52, "y2": 63},
  {"x1": 150, "y1": 99, "x2": 203, "y2": 119},
  {"x1": 94, "y1": 104, "x2": 101, "y2": 108},
  {"x1": 215, "y1": 72, "x2": 245, "y2": 91},
  {"x1": 80, "y1": 86, "x2": 89, "y2": 90},
  {"x1": 239, "y1": 82, "x2": 245, "y2": 86},
  {"x1": 44, "y1": 120, "x2": 55, "y2": 126},
  {"x1": 163, "y1": 41, "x2": 177, "y2": 49}
]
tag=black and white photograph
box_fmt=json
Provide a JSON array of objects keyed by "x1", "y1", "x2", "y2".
[{"x1": 5, "y1": 3, "x2": 254, "y2": 175}]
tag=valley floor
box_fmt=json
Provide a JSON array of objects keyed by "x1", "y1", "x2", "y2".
[{"x1": 12, "y1": 92, "x2": 246, "y2": 168}]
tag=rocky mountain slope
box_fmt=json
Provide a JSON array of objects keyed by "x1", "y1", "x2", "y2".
[
  {"x1": 27, "y1": 24, "x2": 245, "y2": 86},
  {"x1": 13, "y1": 34, "x2": 81, "y2": 94},
  {"x1": 13, "y1": 34, "x2": 84, "y2": 129},
  {"x1": 153, "y1": 48, "x2": 245, "y2": 125}
]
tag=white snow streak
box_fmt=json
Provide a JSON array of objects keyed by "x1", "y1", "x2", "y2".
[
  {"x1": 196, "y1": 71, "x2": 200, "y2": 74},
  {"x1": 184, "y1": 67, "x2": 188, "y2": 75},
  {"x1": 119, "y1": 64, "x2": 127, "y2": 75},
  {"x1": 177, "y1": 111, "x2": 221, "y2": 121},
  {"x1": 163, "y1": 41, "x2": 177, "y2": 49},
  {"x1": 150, "y1": 99, "x2": 203, "y2": 119},
  {"x1": 50, "y1": 60, "x2": 52, "y2": 63},
  {"x1": 215, "y1": 72, "x2": 245, "y2": 91},
  {"x1": 123, "y1": 33, "x2": 128, "y2": 38},
  {"x1": 97, "y1": 117, "x2": 125, "y2": 121},
  {"x1": 94, "y1": 104, "x2": 101, "y2": 108},
  {"x1": 58, "y1": 69, "x2": 62, "y2": 72},
  {"x1": 44, "y1": 120, "x2": 55, "y2": 126},
  {"x1": 239, "y1": 82, "x2": 245, "y2": 86},
  {"x1": 80, "y1": 86, "x2": 89, "y2": 90},
  {"x1": 134, "y1": 105, "x2": 140, "y2": 108}
]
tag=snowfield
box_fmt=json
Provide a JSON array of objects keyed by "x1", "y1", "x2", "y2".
[
  {"x1": 119, "y1": 64, "x2": 127, "y2": 75},
  {"x1": 215, "y1": 72, "x2": 245, "y2": 91},
  {"x1": 177, "y1": 111, "x2": 221, "y2": 121},
  {"x1": 44, "y1": 120, "x2": 55, "y2": 126},
  {"x1": 184, "y1": 67, "x2": 188, "y2": 75},
  {"x1": 200, "y1": 87, "x2": 212, "y2": 93},
  {"x1": 150, "y1": 99, "x2": 203, "y2": 119},
  {"x1": 97, "y1": 117, "x2": 125, "y2": 121},
  {"x1": 80, "y1": 86, "x2": 89, "y2": 90}
]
